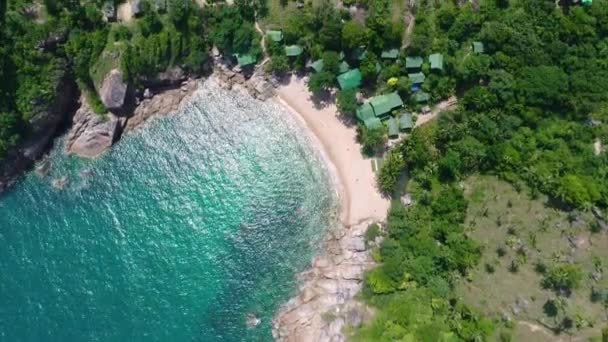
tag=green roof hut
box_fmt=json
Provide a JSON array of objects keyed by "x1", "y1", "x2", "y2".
[
  {"x1": 337, "y1": 69, "x2": 362, "y2": 90},
  {"x1": 338, "y1": 61, "x2": 350, "y2": 74},
  {"x1": 399, "y1": 112, "x2": 413, "y2": 131},
  {"x1": 233, "y1": 54, "x2": 256, "y2": 67},
  {"x1": 405, "y1": 56, "x2": 423, "y2": 70},
  {"x1": 369, "y1": 92, "x2": 404, "y2": 118},
  {"x1": 387, "y1": 117, "x2": 399, "y2": 138},
  {"x1": 408, "y1": 72, "x2": 426, "y2": 85},
  {"x1": 356, "y1": 103, "x2": 375, "y2": 122},
  {"x1": 429, "y1": 53, "x2": 443, "y2": 71},
  {"x1": 354, "y1": 47, "x2": 368, "y2": 61},
  {"x1": 381, "y1": 48, "x2": 399, "y2": 59},
  {"x1": 472, "y1": 41, "x2": 484, "y2": 54},
  {"x1": 267, "y1": 30, "x2": 283, "y2": 43},
  {"x1": 414, "y1": 91, "x2": 430, "y2": 103},
  {"x1": 285, "y1": 45, "x2": 303, "y2": 57},
  {"x1": 310, "y1": 59, "x2": 324, "y2": 73},
  {"x1": 364, "y1": 117, "x2": 382, "y2": 130}
]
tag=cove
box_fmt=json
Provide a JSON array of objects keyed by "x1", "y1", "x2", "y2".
[{"x1": 0, "y1": 80, "x2": 337, "y2": 341}]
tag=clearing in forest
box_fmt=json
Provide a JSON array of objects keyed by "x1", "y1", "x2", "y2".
[{"x1": 456, "y1": 176, "x2": 608, "y2": 341}]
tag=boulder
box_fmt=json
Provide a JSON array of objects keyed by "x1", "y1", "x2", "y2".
[
  {"x1": 99, "y1": 69, "x2": 128, "y2": 113},
  {"x1": 142, "y1": 66, "x2": 187, "y2": 88},
  {"x1": 65, "y1": 97, "x2": 124, "y2": 158}
]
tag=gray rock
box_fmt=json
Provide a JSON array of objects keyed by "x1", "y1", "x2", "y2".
[
  {"x1": 65, "y1": 97, "x2": 124, "y2": 158},
  {"x1": 99, "y1": 69, "x2": 127, "y2": 113}
]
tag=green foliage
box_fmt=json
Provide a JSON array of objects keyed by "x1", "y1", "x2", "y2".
[
  {"x1": 376, "y1": 151, "x2": 404, "y2": 194},
  {"x1": 341, "y1": 21, "x2": 368, "y2": 50},
  {"x1": 307, "y1": 71, "x2": 334, "y2": 97},
  {"x1": 360, "y1": 52, "x2": 378, "y2": 85},
  {"x1": 543, "y1": 263, "x2": 584, "y2": 291},
  {"x1": 336, "y1": 89, "x2": 357, "y2": 117},
  {"x1": 357, "y1": 124, "x2": 386, "y2": 156}
]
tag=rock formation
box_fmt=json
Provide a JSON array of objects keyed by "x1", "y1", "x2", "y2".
[
  {"x1": 99, "y1": 69, "x2": 128, "y2": 113},
  {"x1": 65, "y1": 97, "x2": 126, "y2": 158},
  {"x1": 273, "y1": 219, "x2": 379, "y2": 342}
]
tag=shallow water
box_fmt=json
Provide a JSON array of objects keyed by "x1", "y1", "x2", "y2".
[{"x1": 0, "y1": 80, "x2": 337, "y2": 341}]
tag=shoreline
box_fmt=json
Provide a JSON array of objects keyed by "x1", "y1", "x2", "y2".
[{"x1": 271, "y1": 75, "x2": 389, "y2": 341}]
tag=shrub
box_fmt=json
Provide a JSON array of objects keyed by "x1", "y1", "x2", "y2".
[{"x1": 543, "y1": 263, "x2": 583, "y2": 291}]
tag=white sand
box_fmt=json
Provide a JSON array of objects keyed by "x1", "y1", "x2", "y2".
[{"x1": 275, "y1": 76, "x2": 390, "y2": 226}]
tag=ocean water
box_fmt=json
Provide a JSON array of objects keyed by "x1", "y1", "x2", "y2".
[{"x1": 0, "y1": 80, "x2": 337, "y2": 341}]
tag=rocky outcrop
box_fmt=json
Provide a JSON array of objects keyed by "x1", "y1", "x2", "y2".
[
  {"x1": 273, "y1": 220, "x2": 379, "y2": 342},
  {"x1": 141, "y1": 66, "x2": 187, "y2": 88},
  {"x1": 65, "y1": 97, "x2": 126, "y2": 158},
  {"x1": 123, "y1": 79, "x2": 198, "y2": 133},
  {"x1": 99, "y1": 69, "x2": 128, "y2": 113}
]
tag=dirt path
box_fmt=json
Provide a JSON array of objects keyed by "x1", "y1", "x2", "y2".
[
  {"x1": 117, "y1": 2, "x2": 133, "y2": 23},
  {"x1": 414, "y1": 96, "x2": 457, "y2": 127},
  {"x1": 594, "y1": 138, "x2": 603, "y2": 156},
  {"x1": 403, "y1": 0, "x2": 416, "y2": 47},
  {"x1": 254, "y1": 21, "x2": 270, "y2": 66}
]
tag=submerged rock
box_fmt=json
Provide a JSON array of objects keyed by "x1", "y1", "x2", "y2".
[
  {"x1": 51, "y1": 176, "x2": 69, "y2": 189},
  {"x1": 246, "y1": 313, "x2": 261, "y2": 328}
]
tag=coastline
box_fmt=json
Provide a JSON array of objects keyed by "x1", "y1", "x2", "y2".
[{"x1": 271, "y1": 75, "x2": 389, "y2": 341}]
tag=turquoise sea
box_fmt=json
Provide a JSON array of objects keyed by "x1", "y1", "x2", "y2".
[{"x1": 0, "y1": 80, "x2": 337, "y2": 341}]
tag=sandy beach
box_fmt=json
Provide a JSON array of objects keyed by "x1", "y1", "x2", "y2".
[
  {"x1": 275, "y1": 75, "x2": 390, "y2": 226},
  {"x1": 271, "y1": 75, "x2": 390, "y2": 341}
]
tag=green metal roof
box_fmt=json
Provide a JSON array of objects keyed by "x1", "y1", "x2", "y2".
[
  {"x1": 414, "y1": 91, "x2": 430, "y2": 103},
  {"x1": 405, "y1": 56, "x2": 423, "y2": 69},
  {"x1": 285, "y1": 45, "x2": 303, "y2": 57},
  {"x1": 311, "y1": 59, "x2": 324, "y2": 72},
  {"x1": 381, "y1": 48, "x2": 399, "y2": 59},
  {"x1": 364, "y1": 117, "x2": 382, "y2": 130},
  {"x1": 267, "y1": 30, "x2": 283, "y2": 42},
  {"x1": 233, "y1": 53, "x2": 256, "y2": 67},
  {"x1": 338, "y1": 61, "x2": 350, "y2": 74},
  {"x1": 400, "y1": 113, "x2": 413, "y2": 130},
  {"x1": 375, "y1": 62, "x2": 382, "y2": 74},
  {"x1": 339, "y1": 51, "x2": 345, "y2": 61},
  {"x1": 369, "y1": 92, "x2": 403, "y2": 117},
  {"x1": 581, "y1": 0, "x2": 592, "y2": 4},
  {"x1": 336, "y1": 69, "x2": 362, "y2": 90},
  {"x1": 354, "y1": 47, "x2": 367, "y2": 61},
  {"x1": 429, "y1": 53, "x2": 443, "y2": 70},
  {"x1": 356, "y1": 103, "x2": 375, "y2": 122},
  {"x1": 473, "y1": 41, "x2": 484, "y2": 54},
  {"x1": 408, "y1": 72, "x2": 426, "y2": 85},
  {"x1": 387, "y1": 117, "x2": 399, "y2": 138}
]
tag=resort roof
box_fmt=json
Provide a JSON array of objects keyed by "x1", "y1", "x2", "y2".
[
  {"x1": 354, "y1": 47, "x2": 368, "y2": 61},
  {"x1": 375, "y1": 62, "x2": 382, "y2": 74},
  {"x1": 337, "y1": 69, "x2": 362, "y2": 90},
  {"x1": 429, "y1": 53, "x2": 443, "y2": 70},
  {"x1": 338, "y1": 61, "x2": 350, "y2": 74},
  {"x1": 356, "y1": 103, "x2": 375, "y2": 122},
  {"x1": 381, "y1": 48, "x2": 399, "y2": 59},
  {"x1": 405, "y1": 56, "x2": 423, "y2": 69},
  {"x1": 408, "y1": 72, "x2": 426, "y2": 85},
  {"x1": 233, "y1": 54, "x2": 256, "y2": 67},
  {"x1": 267, "y1": 30, "x2": 283, "y2": 42},
  {"x1": 473, "y1": 41, "x2": 484, "y2": 54},
  {"x1": 339, "y1": 51, "x2": 346, "y2": 61},
  {"x1": 414, "y1": 91, "x2": 430, "y2": 103},
  {"x1": 369, "y1": 92, "x2": 404, "y2": 117},
  {"x1": 311, "y1": 59, "x2": 324, "y2": 72},
  {"x1": 387, "y1": 117, "x2": 399, "y2": 138},
  {"x1": 285, "y1": 45, "x2": 303, "y2": 57},
  {"x1": 364, "y1": 117, "x2": 382, "y2": 130},
  {"x1": 400, "y1": 113, "x2": 413, "y2": 130}
]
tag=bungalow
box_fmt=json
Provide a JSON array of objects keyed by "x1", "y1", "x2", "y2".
[
  {"x1": 408, "y1": 72, "x2": 426, "y2": 87},
  {"x1": 267, "y1": 30, "x2": 283, "y2": 43},
  {"x1": 310, "y1": 59, "x2": 324, "y2": 73},
  {"x1": 354, "y1": 47, "x2": 368, "y2": 61},
  {"x1": 285, "y1": 45, "x2": 303, "y2": 57},
  {"x1": 405, "y1": 56, "x2": 423, "y2": 70},
  {"x1": 399, "y1": 112, "x2": 413, "y2": 131},
  {"x1": 381, "y1": 48, "x2": 399, "y2": 60},
  {"x1": 369, "y1": 92, "x2": 404, "y2": 118},
  {"x1": 429, "y1": 53, "x2": 443, "y2": 71},
  {"x1": 364, "y1": 117, "x2": 382, "y2": 130},
  {"x1": 472, "y1": 41, "x2": 484, "y2": 54},
  {"x1": 338, "y1": 61, "x2": 350, "y2": 74},
  {"x1": 414, "y1": 91, "x2": 430, "y2": 103},
  {"x1": 337, "y1": 69, "x2": 362, "y2": 90},
  {"x1": 387, "y1": 117, "x2": 399, "y2": 138},
  {"x1": 233, "y1": 54, "x2": 256, "y2": 68}
]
